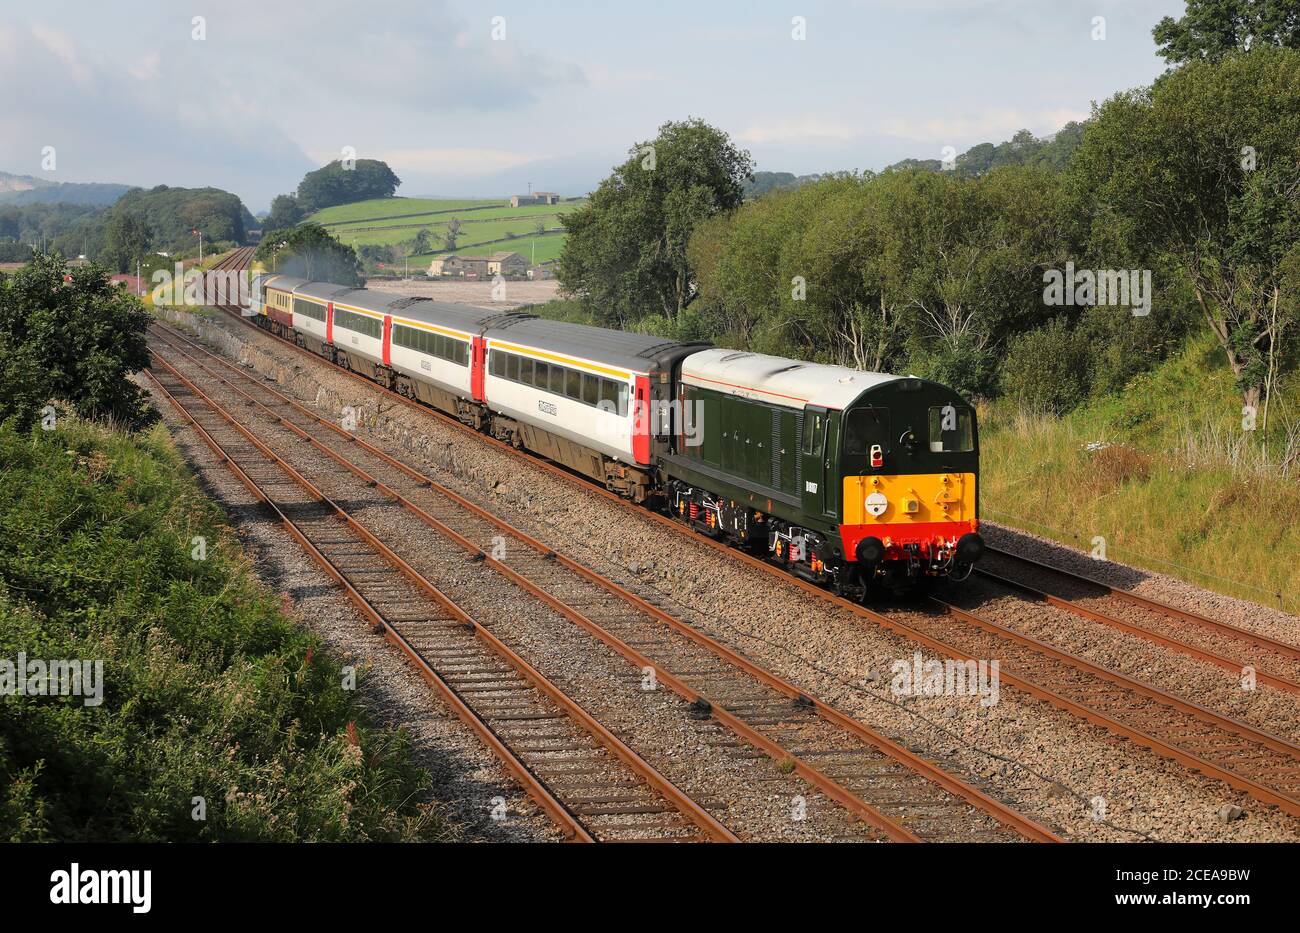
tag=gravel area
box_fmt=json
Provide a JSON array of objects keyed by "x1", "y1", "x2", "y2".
[
  {"x1": 364, "y1": 277, "x2": 560, "y2": 309},
  {"x1": 149, "y1": 306, "x2": 1300, "y2": 842}
]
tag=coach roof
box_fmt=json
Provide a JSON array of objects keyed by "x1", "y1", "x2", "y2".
[{"x1": 484, "y1": 316, "x2": 708, "y2": 374}]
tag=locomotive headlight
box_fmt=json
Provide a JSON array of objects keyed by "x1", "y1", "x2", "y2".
[{"x1": 865, "y1": 491, "x2": 888, "y2": 517}]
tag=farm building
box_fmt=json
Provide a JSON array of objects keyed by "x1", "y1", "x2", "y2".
[
  {"x1": 428, "y1": 254, "x2": 489, "y2": 277},
  {"x1": 486, "y1": 251, "x2": 528, "y2": 277},
  {"x1": 509, "y1": 191, "x2": 560, "y2": 207}
]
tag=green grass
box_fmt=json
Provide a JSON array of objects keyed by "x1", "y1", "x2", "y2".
[
  {"x1": 980, "y1": 331, "x2": 1300, "y2": 614},
  {"x1": 307, "y1": 197, "x2": 500, "y2": 225},
  {"x1": 307, "y1": 196, "x2": 585, "y2": 266},
  {"x1": 0, "y1": 417, "x2": 446, "y2": 841}
]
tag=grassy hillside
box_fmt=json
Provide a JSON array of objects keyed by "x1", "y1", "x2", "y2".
[
  {"x1": 0, "y1": 417, "x2": 443, "y2": 841},
  {"x1": 980, "y1": 331, "x2": 1300, "y2": 614},
  {"x1": 307, "y1": 196, "x2": 584, "y2": 266},
  {"x1": 309, "y1": 197, "x2": 500, "y2": 225}
]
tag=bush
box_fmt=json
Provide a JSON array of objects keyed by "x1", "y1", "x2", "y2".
[
  {"x1": 0, "y1": 254, "x2": 155, "y2": 431},
  {"x1": 1001, "y1": 316, "x2": 1091, "y2": 414},
  {"x1": 0, "y1": 419, "x2": 442, "y2": 841}
]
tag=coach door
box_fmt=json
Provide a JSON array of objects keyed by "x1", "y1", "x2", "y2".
[{"x1": 800, "y1": 405, "x2": 828, "y2": 516}]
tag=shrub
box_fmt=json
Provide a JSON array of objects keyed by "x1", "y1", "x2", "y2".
[
  {"x1": 1001, "y1": 317, "x2": 1091, "y2": 414},
  {"x1": 0, "y1": 419, "x2": 442, "y2": 841}
]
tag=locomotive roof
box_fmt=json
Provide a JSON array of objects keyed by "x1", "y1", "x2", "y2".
[
  {"x1": 484, "y1": 316, "x2": 708, "y2": 374},
  {"x1": 262, "y1": 275, "x2": 309, "y2": 292},
  {"x1": 681, "y1": 348, "x2": 901, "y2": 410}
]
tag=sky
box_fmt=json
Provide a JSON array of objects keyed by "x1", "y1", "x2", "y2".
[{"x1": 0, "y1": 0, "x2": 1186, "y2": 212}]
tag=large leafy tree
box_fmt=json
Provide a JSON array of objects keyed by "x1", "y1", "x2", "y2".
[
  {"x1": 263, "y1": 194, "x2": 305, "y2": 233},
  {"x1": 296, "y1": 160, "x2": 401, "y2": 214},
  {"x1": 559, "y1": 119, "x2": 754, "y2": 327},
  {"x1": 0, "y1": 254, "x2": 154, "y2": 430},
  {"x1": 1154, "y1": 0, "x2": 1300, "y2": 66},
  {"x1": 1068, "y1": 46, "x2": 1300, "y2": 408},
  {"x1": 254, "y1": 223, "x2": 364, "y2": 286},
  {"x1": 100, "y1": 213, "x2": 153, "y2": 274}
]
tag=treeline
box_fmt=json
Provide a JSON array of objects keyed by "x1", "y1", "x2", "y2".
[
  {"x1": 0, "y1": 185, "x2": 257, "y2": 272},
  {"x1": 559, "y1": 18, "x2": 1300, "y2": 417}
]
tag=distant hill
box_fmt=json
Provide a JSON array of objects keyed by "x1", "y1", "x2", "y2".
[
  {"x1": 107, "y1": 185, "x2": 257, "y2": 251},
  {"x1": 0, "y1": 184, "x2": 258, "y2": 264},
  {"x1": 882, "y1": 123, "x2": 1087, "y2": 177},
  {"x1": 743, "y1": 171, "x2": 822, "y2": 199},
  {"x1": 745, "y1": 123, "x2": 1089, "y2": 201},
  {"x1": 0, "y1": 171, "x2": 130, "y2": 207}
]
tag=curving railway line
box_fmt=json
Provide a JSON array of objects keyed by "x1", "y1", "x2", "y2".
[{"x1": 162, "y1": 246, "x2": 1300, "y2": 835}]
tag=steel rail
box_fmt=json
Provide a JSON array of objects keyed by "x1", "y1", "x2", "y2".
[
  {"x1": 973, "y1": 566, "x2": 1300, "y2": 695},
  {"x1": 984, "y1": 546, "x2": 1300, "y2": 664},
  {"x1": 204, "y1": 290, "x2": 1300, "y2": 820}
]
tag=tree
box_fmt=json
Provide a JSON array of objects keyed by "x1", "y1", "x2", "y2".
[
  {"x1": 443, "y1": 217, "x2": 461, "y2": 252},
  {"x1": 0, "y1": 253, "x2": 154, "y2": 429},
  {"x1": 264, "y1": 194, "x2": 304, "y2": 233},
  {"x1": 296, "y1": 160, "x2": 401, "y2": 214},
  {"x1": 1154, "y1": 0, "x2": 1300, "y2": 66},
  {"x1": 101, "y1": 213, "x2": 153, "y2": 274},
  {"x1": 558, "y1": 118, "x2": 755, "y2": 326},
  {"x1": 1068, "y1": 47, "x2": 1300, "y2": 408},
  {"x1": 411, "y1": 228, "x2": 432, "y2": 254},
  {"x1": 253, "y1": 224, "x2": 364, "y2": 286}
]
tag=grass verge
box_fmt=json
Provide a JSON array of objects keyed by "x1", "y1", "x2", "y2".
[
  {"x1": 980, "y1": 332, "x2": 1300, "y2": 614},
  {"x1": 0, "y1": 416, "x2": 446, "y2": 841}
]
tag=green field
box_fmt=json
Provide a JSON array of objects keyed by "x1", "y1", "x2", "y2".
[
  {"x1": 308, "y1": 197, "x2": 500, "y2": 225},
  {"x1": 306, "y1": 196, "x2": 585, "y2": 265}
]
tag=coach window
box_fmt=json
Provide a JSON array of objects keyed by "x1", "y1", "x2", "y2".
[
  {"x1": 550, "y1": 365, "x2": 566, "y2": 395},
  {"x1": 490, "y1": 351, "x2": 504, "y2": 377},
  {"x1": 562, "y1": 368, "x2": 579, "y2": 399},
  {"x1": 579, "y1": 373, "x2": 596, "y2": 406},
  {"x1": 506, "y1": 354, "x2": 520, "y2": 382},
  {"x1": 533, "y1": 361, "x2": 549, "y2": 389},
  {"x1": 598, "y1": 378, "x2": 620, "y2": 413}
]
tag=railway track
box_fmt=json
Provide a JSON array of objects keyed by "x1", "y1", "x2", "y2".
[
  {"x1": 146, "y1": 328, "x2": 731, "y2": 841},
  {"x1": 190, "y1": 245, "x2": 1300, "y2": 830},
  {"x1": 147, "y1": 319, "x2": 1058, "y2": 843},
  {"x1": 978, "y1": 546, "x2": 1300, "y2": 694}
]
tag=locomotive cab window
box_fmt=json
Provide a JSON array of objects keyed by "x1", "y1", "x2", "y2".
[
  {"x1": 843, "y1": 407, "x2": 890, "y2": 456},
  {"x1": 928, "y1": 405, "x2": 974, "y2": 452},
  {"x1": 801, "y1": 411, "x2": 824, "y2": 455}
]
